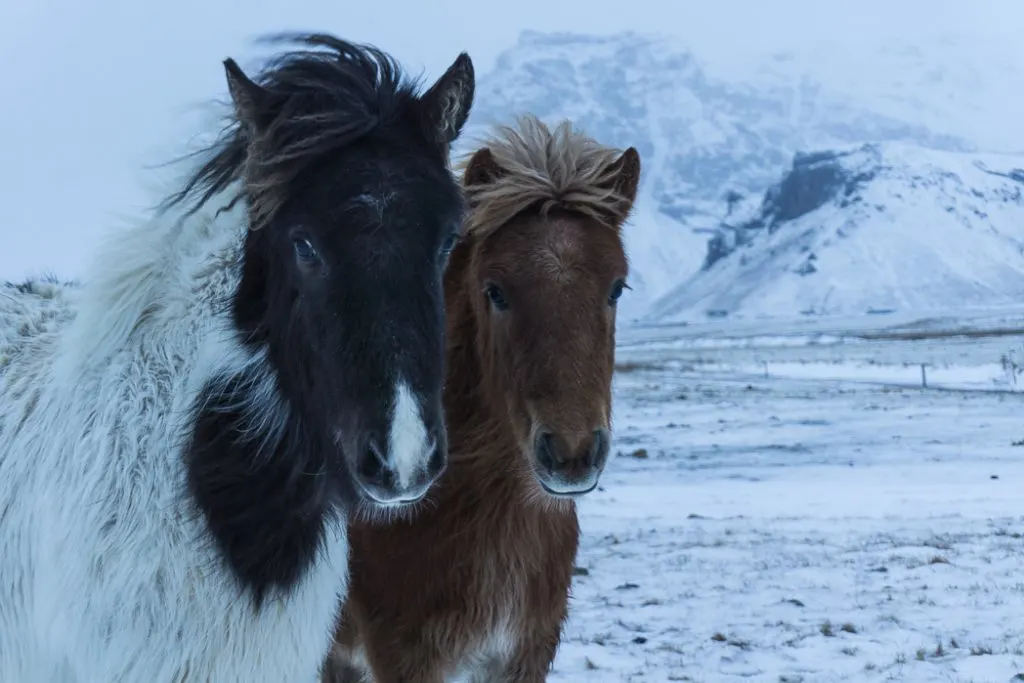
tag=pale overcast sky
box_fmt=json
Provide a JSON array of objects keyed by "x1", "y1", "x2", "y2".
[{"x1": 1, "y1": 0, "x2": 1018, "y2": 280}]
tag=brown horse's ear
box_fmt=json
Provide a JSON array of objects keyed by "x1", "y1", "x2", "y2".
[
  {"x1": 463, "y1": 148, "x2": 505, "y2": 187},
  {"x1": 223, "y1": 58, "x2": 282, "y2": 133},
  {"x1": 608, "y1": 147, "x2": 641, "y2": 207}
]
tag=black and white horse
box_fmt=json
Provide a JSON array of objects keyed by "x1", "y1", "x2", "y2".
[{"x1": 0, "y1": 33, "x2": 473, "y2": 682}]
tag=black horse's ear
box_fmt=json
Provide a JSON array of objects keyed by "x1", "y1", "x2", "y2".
[
  {"x1": 223, "y1": 58, "x2": 282, "y2": 132},
  {"x1": 420, "y1": 53, "x2": 475, "y2": 149}
]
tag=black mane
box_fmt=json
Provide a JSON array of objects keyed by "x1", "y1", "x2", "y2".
[{"x1": 162, "y1": 33, "x2": 428, "y2": 225}]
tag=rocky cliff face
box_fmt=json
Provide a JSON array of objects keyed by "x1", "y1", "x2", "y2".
[
  {"x1": 701, "y1": 147, "x2": 882, "y2": 272},
  {"x1": 645, "y1": 144, "x2": 1024, "y2": 322}
]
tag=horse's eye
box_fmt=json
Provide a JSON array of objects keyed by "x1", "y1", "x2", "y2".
[
  {"x1": 484, "y1": 283, "x2": 509, "y2": 311},
  {"x1": 608, "y1": 279, "x2": 629, "y2": 306},
  {"x1": 440, "y1": 231, "x2": 460, "y2": 255},
  {"x1": 293, "y1": 238, "x2": 320, "y2": 265}
]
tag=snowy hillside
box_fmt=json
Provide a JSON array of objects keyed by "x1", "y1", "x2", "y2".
[
  {"x1": 460, "y1": 31, "x2": 1024, "y2": 322},
  {"x1": 644, "y1": 143, "x2": 1024, "y2": 323}
]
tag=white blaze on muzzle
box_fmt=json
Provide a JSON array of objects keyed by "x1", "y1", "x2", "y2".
[{"x1": 387, "y1": 379, "x2": 432, "y2": 491}]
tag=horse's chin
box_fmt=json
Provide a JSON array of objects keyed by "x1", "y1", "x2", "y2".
[
  {"x1": 356, "y1": 485, "x2": 426, "y2": 506},
  {"x1": 349, "y1": 495, "x2": 430, "y2": 526},
  {"x1": 530, "y1": 465, "x2": 603, "y2": 499}
]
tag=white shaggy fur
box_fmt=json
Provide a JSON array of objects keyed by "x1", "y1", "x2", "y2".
[{"x1": 0, "y1": 189, "x2": 349, "y2": 682}]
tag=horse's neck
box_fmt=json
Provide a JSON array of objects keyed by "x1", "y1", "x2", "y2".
[{"x1": 57, "y1": 191, "x2": 247, "y2": 378}]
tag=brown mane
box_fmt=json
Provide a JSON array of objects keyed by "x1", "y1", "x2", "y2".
[
  {"x1": 456, "y1": 114, "x2": 637, "y2": 239},
  {"x1": 323, "y1": 116, "x2": 642, "y2": 683}
]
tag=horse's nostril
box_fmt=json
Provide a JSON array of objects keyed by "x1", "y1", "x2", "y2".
[
  {"x1": 585, "y1": 431, "x2": 601, "y2": 468},
  {"x1": 357, "y1": 437, "x2": 388, "y2": 482},
  {"x1": 425, "y1": 441, "x2": 446, "y2": 479},
  {"x1": 587, "y1": 429, "x2": 610, "y2": 469},
  {"x1": 534, "y1": 431, "x2": 557, "y2": 471}
]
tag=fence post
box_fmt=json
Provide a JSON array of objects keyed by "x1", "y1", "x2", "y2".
[
  {"x1": 920, "y1": 363, "x2": 927, "y2": 388},
  {"x1": 763, "y1": 361, "x2": 769, "y2": 379}
]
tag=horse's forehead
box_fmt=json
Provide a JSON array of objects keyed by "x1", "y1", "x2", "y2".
[
  {"x1": 497, "y1": 217, "x2": 620, "y2": 287},
  {"x1": 546, "y1": 222, "x2": 591, "y2": 259},
  {"x1": 341, "y1": 173, "x2": 457, "y2": 218},
  {"x1": 353, "y1": 191, "x2": 396, "y2": 209},
  {"x1": 335, "y1": 188, "x2": 432, "y2": 229},
  {"x1": 344, "y1": 191, "x2": 396, "y2": 221}
]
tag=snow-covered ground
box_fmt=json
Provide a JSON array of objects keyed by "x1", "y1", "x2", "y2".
[{"x1": 554, "y1": 313, "x2": 1024, "y2": 682}]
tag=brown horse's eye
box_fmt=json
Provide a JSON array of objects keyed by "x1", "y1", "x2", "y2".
[
  {"x1": 484, "y1": 283, "x2": 509, "y2": 311},
  {"x1": 608, "y1": 279, "x2": 629, "y2": 306}
]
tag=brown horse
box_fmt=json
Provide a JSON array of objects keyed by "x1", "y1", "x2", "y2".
[{"x1": 322, "y1": 115, "x2": 641, "y2": 683}]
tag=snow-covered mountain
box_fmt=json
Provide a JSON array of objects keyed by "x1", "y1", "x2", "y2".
[
  {"x1": 460, "y1": 30, "x2": 1024, "y2": 323},
  {"x1": 644, "y1": 143, "x2": 1024, "y2": 322}
]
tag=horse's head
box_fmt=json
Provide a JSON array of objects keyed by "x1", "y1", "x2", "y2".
[
  {"x1": 452, "y1": 116, "x2": 640, "y2": 497},
  {"x1": 216, "y1": 35, "x2": 474, "y2": 507}
]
